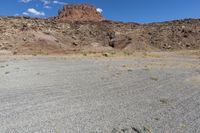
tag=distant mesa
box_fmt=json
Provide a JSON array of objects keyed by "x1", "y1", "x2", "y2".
[{"x1": 55, "y1": 4, "x2": 105, "y2": 21}]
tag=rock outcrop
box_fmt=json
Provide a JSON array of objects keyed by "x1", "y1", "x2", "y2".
[{"x1": 56, "y1": 4, "x2": 104, "y2": 21}]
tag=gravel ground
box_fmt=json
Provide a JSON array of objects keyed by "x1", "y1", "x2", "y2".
[{"x1": 0, "y1": 56, "x2": 200, "y2": 133}]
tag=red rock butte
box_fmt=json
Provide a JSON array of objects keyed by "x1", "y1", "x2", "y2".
[{"x1": 57, "y1": 4, "x2": 105, "y2": 21}]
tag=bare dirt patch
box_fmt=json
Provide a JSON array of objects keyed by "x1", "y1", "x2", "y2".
[{"x1": 0, "y1": 54, "x2": 199, "y2": 132}]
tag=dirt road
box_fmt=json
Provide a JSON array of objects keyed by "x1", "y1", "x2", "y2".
[{"x1": 0, "y1": 55, "x2": 199, "y2": 133}]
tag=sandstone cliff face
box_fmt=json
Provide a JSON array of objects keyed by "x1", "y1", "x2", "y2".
[{"x1": 56, "y1": 4, "x2": 104, "y2": 21}]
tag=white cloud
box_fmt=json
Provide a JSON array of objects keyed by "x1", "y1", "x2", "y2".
[
  {"x1": 53, "y1": 0, "x2": 66, "y2": 5},
  {"x1": 22, "y1": 12, "x2": 29, "y2": 15},
  {"x1": 20, "y1": 0, "x2": 32, "y2": 3},
  {"x1": 15, "y1": 13, "x2": 20, "y2": 16},
  {"x1": 20, "y1": 0, "x2": 67, "y2": 9},
  {"x1": 20, "y1": 0, "x2": 67, "y2": 5},
  {"x1": 26, "y1": 8, "x2": 45, "y2": 16},
  {"x1": 40, "y1": 0, "x2": 50, "y2": 5},
  {"x1": 44, "y1": 5, "x2": 51, "y2": 9},
  {"x1": 96, "y1": 8, "x2": 103, "y2": 13}
]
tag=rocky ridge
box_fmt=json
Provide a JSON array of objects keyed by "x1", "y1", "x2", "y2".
[{"x1": 0, "y1": 7, "x2": 200, "y2": 54}]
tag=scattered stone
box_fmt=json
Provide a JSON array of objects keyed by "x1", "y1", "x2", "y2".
[
  {"x1": 143, "y1": 126, "x2": 152, "y2": 133},
  {"x1": 111, "y1": 128, "x2": 120, "y2": 133},
  {"x1": 150, "y1": 77, "x2": 159, "y2": 81},
  {"x1": 5, "y1": 72, "x2": 10, "y2": 74},
  {"x1": 102, "y1": 53, "x2": 109, "y2": 57},
  {"x1": 13, "y1": 51, "x2": 17, "y2": 55},
  {"x1": 127, "y1": 69, "x2": 133, "y2": 72},
  {"x1": 154, "y1": 117, "x2": 160, "y2": 121},
  {"x1": 131, "y1": 127, "x2": 141, "y2": 133},
  {"x1": 160, "y1": 98, "x2": 168, "y2": 104},
  {"x1": 121, "y1": 128, "x2": 129, "y2": 133}
]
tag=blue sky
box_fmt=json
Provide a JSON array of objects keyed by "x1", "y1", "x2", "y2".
[{"x1": 0, "y1": 0, "x2": 200, "y2": 23}]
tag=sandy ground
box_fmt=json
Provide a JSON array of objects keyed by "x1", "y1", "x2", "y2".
[{"x1": 0, "y1": 54, "x2": 200, "y2": 133}]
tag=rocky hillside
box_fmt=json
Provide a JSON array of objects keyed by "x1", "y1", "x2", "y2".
[{"x1": 0, "y1": 16, "x2": 200, "y2": 55}]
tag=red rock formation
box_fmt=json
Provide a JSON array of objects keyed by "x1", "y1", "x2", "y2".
[{"x1": 57, "y1": 4, "x2": 104, "y2": 21}]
